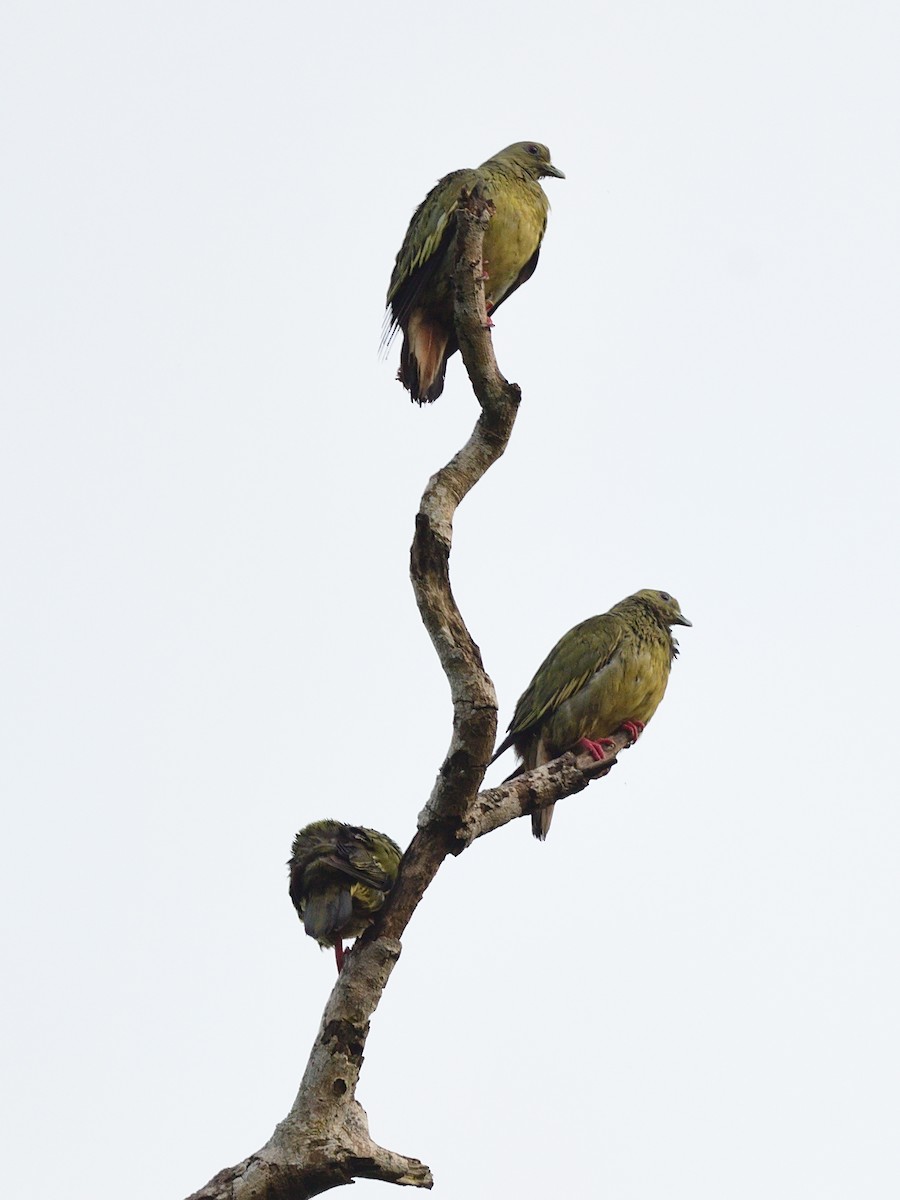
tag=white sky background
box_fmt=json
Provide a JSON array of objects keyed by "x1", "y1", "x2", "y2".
[{"x1": 2, "y1": 1, "x2": 899, "y2": 1196}]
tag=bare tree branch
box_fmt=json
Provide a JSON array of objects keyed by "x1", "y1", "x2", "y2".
[
  {"x1": 186, "y1": 189, "x2": 620, "y2": 1199},
  {"x1": 459, "y1": 729, "x2": 634, "y2": 845},
  {"x1": 186, "y1": 936, "x2": 429, "y2": 1200}
]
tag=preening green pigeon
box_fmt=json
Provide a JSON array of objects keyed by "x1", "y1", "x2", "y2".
[{"x1": 289, "y1": 820, "x2": 402, "y2": 970}]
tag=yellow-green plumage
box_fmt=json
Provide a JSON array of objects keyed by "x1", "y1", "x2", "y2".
[
  {"x1": 491, "y1": 590, "x2": 691, "y2": 840},
  {"x1": 384, "y1": 141, "x2": 564, "y2": 404},
  {"x1": 288, "y1": 820, "x2": 402, "y2": 969}
]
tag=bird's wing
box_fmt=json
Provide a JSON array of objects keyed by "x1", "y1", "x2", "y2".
[
  {"x1": 384, "y1": 168, "x2": 476, "y2": 336},
  {"x1": 301, "y1": 850, "x2": 384, "y2": 892},
  {"x1": 337, "y1": 830, "x2": 402, "y2": 891},
  {"x1": 508, "y1": 614, "x2": 626, "y2": 736}
]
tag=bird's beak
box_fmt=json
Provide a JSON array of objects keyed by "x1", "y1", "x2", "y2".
[
  {"x1": 543, "y1": 163, "x2": 566, "y2": 179},
  {"x1": 674, "y1": 613, "x2": 692, "y2": 627}
]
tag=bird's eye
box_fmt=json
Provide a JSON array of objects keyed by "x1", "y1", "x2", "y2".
[
  {"x1": 659, "y1": 591, "x2": 671, "y2": 602},
  {"x1": 527, "y1": 145, "x2": 540, "y2": 155}
]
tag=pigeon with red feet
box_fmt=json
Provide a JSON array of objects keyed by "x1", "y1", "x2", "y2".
[{"x1": 490, "y1": 589, "x2": 691, "y2": 839}]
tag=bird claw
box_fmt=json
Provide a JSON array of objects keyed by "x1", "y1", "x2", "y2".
[
  {"x1": 619, "y1": 720, "x2": 645, "y2": 744},
  {"x1": 575, "y1": 736, "x2": 617, "y2": 762}
]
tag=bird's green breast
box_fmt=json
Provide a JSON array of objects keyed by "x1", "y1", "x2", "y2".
[
  {"x1": 541, "y1": 630, "x2": 674, "y2": 756},
  {"x1": 480, "y1": 173, "x2": 549, "y2": 306}
]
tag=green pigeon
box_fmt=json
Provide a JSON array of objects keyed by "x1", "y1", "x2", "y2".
[
  {"x1": 384, "y1": 141, "x2": 565, "y2": 404},
  {"x1": 491, "y1": 589, "x2": 691, "y2": 840},
  {"x1": 288, "y1": 820, "x2": 402, "y2": 971}
]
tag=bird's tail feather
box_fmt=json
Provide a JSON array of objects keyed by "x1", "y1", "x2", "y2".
[
  {"x1": 497, "y1": 757, "x2": 554, "y2": 838},
  {"x1": 304, "y1": 886, "x2": 352, "y2": 941},
  {"x1": 531, "y1": 804, "x2": 555, "y2": 841},
  {"x1": 401, "y1": 313, "x2": 450, "y2": 403}
]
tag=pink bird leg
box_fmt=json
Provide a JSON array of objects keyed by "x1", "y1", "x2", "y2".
[
  {"x1": 619, "y1": 720, "x2": 645, "y2": 743},
  {"x1": 334, "y1": 941, "x2": 345, "y2": 972}
]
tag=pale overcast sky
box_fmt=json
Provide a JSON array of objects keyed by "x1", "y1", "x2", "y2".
[{"x1": 3, "y1": 2, "x2": 899, "y2": 1197}]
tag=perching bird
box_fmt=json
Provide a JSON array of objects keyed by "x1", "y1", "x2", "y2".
[
  {"x1": 491, "y1": 589, "x2": 691, "y2": 840},
  {"x1": 288, "y1": 820, "x2": 402, "y2": 971},
  {"x1": 384, "y1": 141, "x2": 565, "y2": 404}
]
